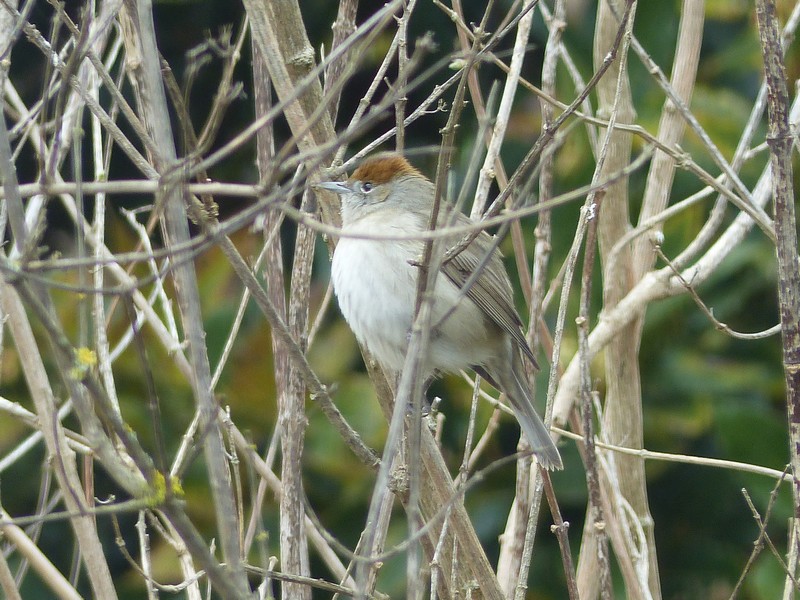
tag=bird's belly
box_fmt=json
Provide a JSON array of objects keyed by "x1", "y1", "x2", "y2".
[
  {"x1": 332, "y1": 237, "x2": 418, "y2": 370},
  {"x1": 332, "y1": 226, "x2": 498, "y2": 375}
]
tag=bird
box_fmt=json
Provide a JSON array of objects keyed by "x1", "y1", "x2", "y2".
[{"x1": 317, "y1": 152, "x2": 562, "y2": 470}]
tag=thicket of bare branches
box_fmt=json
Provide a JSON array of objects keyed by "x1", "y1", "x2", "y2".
[{"x1": 0, "y1": 0, "x2": 797, "y2": 599}]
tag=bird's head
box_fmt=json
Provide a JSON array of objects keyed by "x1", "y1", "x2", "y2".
[{"x1": 317, "y1": 152, "x2": 434, "y2": 223}]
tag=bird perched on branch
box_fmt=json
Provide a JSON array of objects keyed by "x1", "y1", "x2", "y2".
[{"x1": 318, "y1": 152, "x2": 562, "y2": 470}]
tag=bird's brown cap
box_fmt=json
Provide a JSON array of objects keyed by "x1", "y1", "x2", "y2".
[{"x1": 349, "y1": 152, "x2": 425, "y2": 185}]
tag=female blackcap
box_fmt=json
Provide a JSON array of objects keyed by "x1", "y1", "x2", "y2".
[{"x1": 318, "y1": 153, "x2": 562, "y2": 470}]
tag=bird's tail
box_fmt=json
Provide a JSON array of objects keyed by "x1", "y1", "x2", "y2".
[{"x1": 493, "y1": 357, "x2": 563, "y2": 470}]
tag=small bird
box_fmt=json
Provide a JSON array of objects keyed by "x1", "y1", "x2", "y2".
[{"x1": 318, "y1": 152, "x2": 562, "y2": 470}]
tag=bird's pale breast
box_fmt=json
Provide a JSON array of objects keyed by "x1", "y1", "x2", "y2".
[
  {"x1": 332, "y1": 215, "x2": 420, "y2": 370},
  {"x1": 332, "y1": 212, "x2": 500, "y2": 374}
]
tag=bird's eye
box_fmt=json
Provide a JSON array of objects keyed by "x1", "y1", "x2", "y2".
[{"x1": 360, "y1": 182, "x2": 374, "y2": 193}]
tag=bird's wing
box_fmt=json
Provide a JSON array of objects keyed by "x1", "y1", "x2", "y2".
[{"x1": 439, "y1": 217, "x2": 537, "y2": 367}]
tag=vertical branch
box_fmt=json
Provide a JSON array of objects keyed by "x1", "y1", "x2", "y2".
[
  {"x1": 531, "y1": 0, "x2": 564, "y2": 382},
  {"x1": 323, "y1": 0, "x2": 358, "y2": 125},
  {"x1": 90, "y1": 43, "x2": 122, "y2": 418},
  {"x1": 579, "y1": 1, "x2": 661, "y2": 598},
  {"x1": 119, "y1": 0, "x2": 250, "y2": 596},
  {"x1": 249, "y1": 18, "x2": 295, "y2": 585},
  {"x1": 578, "y1": 204, "x2": 614, "y2": 600},
  {"x1": 279, "y1": 189, "x2": 315, "y2": 600},
  {"x1": 471, "y1": 0, "x2": 536, "y2": 216},
  {"x1": 397, "y1": 20, "x2": 486, "y2": 596},
  {"x1": 250, "y1": 24, "x2": 311, "y2": 600},
  {"x1": 784, "y1": 519, "x2": 800, "y2": 599},
  {"x1": 542, "y1": 474, "x2": 580, "y2": 600},
  {"x1": 499, "y1": 1, "x2": 564, "y2": 593},
  {"x1": 394, "y1": 0, "x2": 412, "y2": 151},
  {"x1": 244, "y1": 1, "x2": 356, "y2": 596},
  {"x1": 242, "y1": 0, "x2": 339, "y2": 224},
  {"x1": 632, "y1": 0, "x2": 704, "y2": 279},
  {"x1": 755, "y1": 0, "x2": 800, "y2": 527}
]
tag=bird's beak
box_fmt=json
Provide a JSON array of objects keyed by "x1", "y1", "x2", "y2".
[{"x1": 314, "y1": 181, "x2": 349, "y2": 195}]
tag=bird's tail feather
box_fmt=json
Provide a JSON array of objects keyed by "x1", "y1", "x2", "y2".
[{"x1": 500, "y1": 362, "x2": 563, "y2": 470}]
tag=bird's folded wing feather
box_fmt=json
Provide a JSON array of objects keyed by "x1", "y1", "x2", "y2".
[{"x1": 439, "y1": 225, "x2": 538, "y2": 367}]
